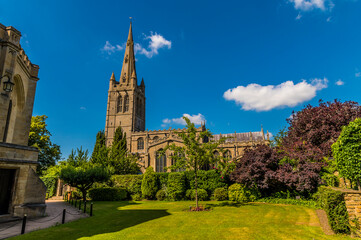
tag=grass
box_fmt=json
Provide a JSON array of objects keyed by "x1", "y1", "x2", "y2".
[{"x1": 10, "y1": 201, "x2": 353, "y2": 240}]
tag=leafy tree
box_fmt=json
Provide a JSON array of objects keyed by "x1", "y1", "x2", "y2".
[
  {"x1": 108, "y1": 127, "x2": 140, "y2": 174},
  {"x1": 281, "y1": 100, "x2": 361, "y2": 162},
  {"x1": 332, "y1": 118, "x2": 361, "y2": 190},
  {"x1": 91, "y1": 130, "x2": 109, "y2": 165},
  {"x1": 166, "y1": 117, "x2": 223, "y2": 209},
  {"x1": 271, "y1": 126, "x2": 287, "y2": 148},
  {"x1": 60, "y1": 164, "x2": 110, "y2": 202},
  {"x1": 60, "y1": 147, "x2": 110, "y2": 201},
  {"x1": 28, "y1": 115, "x2": 61, "y2": 174},
  {"x1": 231, "y1": 145, "x2": 322, "y2": 196}
]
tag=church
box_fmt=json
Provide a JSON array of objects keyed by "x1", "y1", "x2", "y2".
[{"x1": 105, "y1": 22, "x2": 270, "y2": 172}]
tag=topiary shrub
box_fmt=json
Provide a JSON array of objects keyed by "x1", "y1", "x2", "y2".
[
  {"x1": 213, "y1": 187, "x2": 228, "y2": 201},
  {"x1": 89, "y1": 187, "x2": 127, "y2": 201},
  {"x1": 314, "y1": 187, "x2": 350, "y2": 234},
  {"x1": 131, "y1": 193, "x2": 142, "y2": 201},
  {"x1": 141, "y1": 167, "x2": 158, "y2": 199},
  {"x1": 167, "y1": 172, "x2": 186, "y2": 201},
  {"x1": 111, "y1": 175, "x2": 143, "y2": 197},
  {"x1": 228, "y1": 183, "x2": 251, "y2": 203},
  {"x1": 156, "y1": 189, "x2": 167, "y2": 201},
  {"x1": 185, "y1": 188, "x2": 208, "y2": 201}
]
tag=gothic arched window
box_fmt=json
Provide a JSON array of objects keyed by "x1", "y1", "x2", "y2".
[
  {"x1": 224, "y1": 150, "x2": 232, "y2": 159},
  {"x1": 137, "y1": 137, "x2": 144, "y2": 150},
  {"x1": 156, "y1": 149, "x2": 166, "y2": 172},
  {"x1": 124, "y1": 95, "x2": 129, "y2": 112},
  {"x1": 117, "y1": 95, "x2": 122, "y2": 113}
]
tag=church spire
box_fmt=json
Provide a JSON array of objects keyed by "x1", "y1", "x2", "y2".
[{"x1": 120, "y1": 21, "x2": 137, "y2": 85}]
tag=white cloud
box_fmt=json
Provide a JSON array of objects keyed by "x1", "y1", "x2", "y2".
[
  {"x1": 296, "y1": 13, "x2": 302, "y2": 20},
  {"x1": 80, "y1": 106, "x2": 86, "y2": 110},
  {"x1": 326, "y1": 16, "x2": 332, "y2": 22},
  {"x1": 288, "y1": 0, "x2": 332, "y2": 11},
  {"x1": 135, "y1": 32, "x2": 171, "y2": 58},
  {"x1": 335, "y1": 79, "x2": 344, "y2": 86},
  {"x1": 223, "y1": 78, "x2": 328, "y2": 111},
  {"x1": 101, "y1": 41, "x2": 124, "y2": 55},
  {"x1": 356, "y1": 72, "x2": 361, "y2": 77},
  {"x1": 161, "y1": 113, "x2": 205, "y2": 127}
]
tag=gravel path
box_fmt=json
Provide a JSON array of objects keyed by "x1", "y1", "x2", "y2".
[{"x1": 0, "y1": 200, "x2": 88, "y2": 239}]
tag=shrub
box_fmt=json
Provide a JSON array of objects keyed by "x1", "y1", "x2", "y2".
[
  {"x1": 185, "y1": 170, "x2": 227, "y2": 195},
  {"x1": 167, "y1": 172, "x2": 186, "y2": 201},
  {"x1": 228, "y1": 183, "x2": 251, "y2": 203},
  {"x1": 89, "y1": 187, "x2": 127, "y2": 201},
  {"x1": 185, "y1": 188, "x2": 208, "y2": 201},
  {"x1": 111, "y1": 175, "x2": 143, "y2": 197},
  {"x1": 213, "y1": 188, "x2": 228, "y2": 201},
  {"x1": 131, "y1": 193, "x2": 142, "y2": 201},
  {"x1": 141, "y1": 167, "x2": 158, "y2": 199},
  {"x1": 156, "y1": 189, "x2": 167, "y2": 201},
  {"x1": 314, "y1": 187, "x2": 350, "y2": 234}
]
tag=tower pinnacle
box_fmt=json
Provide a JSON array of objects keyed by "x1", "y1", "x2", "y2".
[{"x1": 120, "y1": 21, "x2": 136, "y2": 84}]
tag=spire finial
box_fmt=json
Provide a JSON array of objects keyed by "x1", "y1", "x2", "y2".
[{"x1": 110, "y1": 72, "x2": 115, "y2": 80}]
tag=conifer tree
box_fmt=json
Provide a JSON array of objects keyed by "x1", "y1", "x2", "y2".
[{"x1": 91, "y1": 130, "x2": 109, "y2": 165}]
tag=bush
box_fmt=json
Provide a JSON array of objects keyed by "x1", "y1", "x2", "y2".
[
  {"x1": 213, "y1": 188, "x2": 228, "y2": 201},
  {"x1": 156, "y1": 189, "x2": 167, "y2": 201},
  {"x1": 185, "y1": 170, "x2": 227, "y2": 195},
  {"x1": 89, "y1": 187, "x2": 127, "y2": 201},
  {"x1": 131, "y1": 193, "x2": 142, "y2": 201},
  {"x1": 314, "y1": 187, "x2": 350, "y2": 234},
  {"x1": 141, "y1": 167, "x2": 158, "y2": 199},
  {"x1": 185, "y1": 188, "x2": 208, "y2": 201},
  {"x1": 111, "y1": 175, "x2": 143, "y2": 197},
  {"x1": 257, "y1": 198, "x2": 319, "y2": 208},
  {"x1": 167, "y1": 172, "x2": 186, "y2": 201},
  {"x1": 228, "y1": 183, "x2": 252, "y2": 203}
]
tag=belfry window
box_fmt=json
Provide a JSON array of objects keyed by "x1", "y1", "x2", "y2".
[
  {"x1": 124, "y1": 95, "x2": 129, "y2": 112},
  {"x1": 224, "y1": 150, "x2": 232, "y2": 159},
  {"x1": 117, "y1": 95, "x2": 122, "y2": 113},
  {"x1": 137, "y1": 137, "x2": 144, "y2": 150},
  {"x1": 156, "y1": 150, "x2": 166, "y2": 172}
]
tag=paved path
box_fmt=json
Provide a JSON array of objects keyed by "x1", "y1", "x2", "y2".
[{"x1": 0, "y1": 200, "x2": 88, "y2": 239}]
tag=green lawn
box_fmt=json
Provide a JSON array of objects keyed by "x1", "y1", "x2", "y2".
[{"x1": 11, "y1": 201, "x2": 352, "y2": 240}]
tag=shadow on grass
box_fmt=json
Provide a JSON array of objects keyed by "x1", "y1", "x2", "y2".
[
  {"x1": 35, "y1": 201, "x2": 171, "y2": 240},
  {"x1": 204, "y1": 201, "x2": 260, "y2": 209}
]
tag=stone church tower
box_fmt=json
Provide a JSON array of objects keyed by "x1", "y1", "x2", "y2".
[{"x1": 105, "y1": 22, "x2": 145, "y2": 147}]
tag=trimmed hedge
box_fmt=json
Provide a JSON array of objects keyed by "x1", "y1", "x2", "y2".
[
  {"x1": 213, "y1": 187, "x2": 228, "y2": 201},
  {"x1": 141, "y1": 167, "x2": 157, "y2": 199},
  {"x1": 314, "y1": 187, "x2": 350, "y2": 234},
  {"x1": 167, "y1": 172, "x2": 186, "y2": 200},
  {"x1": 186, "y1": 188, "x2": 208, "y2": 201},
  {"x1": 157, "y1": 172, "x2": 169, "y2": 190},
  {"x1": 111, "y1": 175, "x2": 143, "y2": 196},
  {"x1": 185, "y1": 170, "x2": 227, "y2": 195},
  {"x1": 89, "y1": 187, "x2": 127, "y2": 201}
]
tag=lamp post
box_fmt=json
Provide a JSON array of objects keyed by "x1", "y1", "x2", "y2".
[{"x1": 1, "y1": 74, "x2": 14, "y2": 142}]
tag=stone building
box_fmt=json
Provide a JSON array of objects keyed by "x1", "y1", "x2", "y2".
[
  {"x1": 105, "y1": 23, "x2": 270, "y2": 172},
  {"x1": 0, "y1": 23, "x2": 46, "y2": 218}
]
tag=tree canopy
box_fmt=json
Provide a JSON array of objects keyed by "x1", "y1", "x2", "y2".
[
  {"x1": 332, "y1": 118, "x2": 361, "y2": 190},
  {"x1": 91, "y1": 130, "x2": 109, "y2": 165},
  {"x1": 28, "y1": 115, "x2": 61, "y2": 174}
]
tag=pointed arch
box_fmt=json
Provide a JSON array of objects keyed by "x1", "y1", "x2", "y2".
[
  {"x1": 137, "y1": 137, "x2": 144, "y2": 150},
  {"x1": 13, "y1": 75, "x2": 25, "y2": 112},
  {"x1": 124, "y1": 95, "x2": 129, "y2": 112},
  {"x1": 116, "y1": 95, "x2": 122, "y2": 113},
  {"x1": 156, "y1": 149, "x2": 166, "y2": 172}
]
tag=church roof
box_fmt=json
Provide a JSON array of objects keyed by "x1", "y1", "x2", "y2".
[{"x1": 213, "y1": 131, "x2": 265, "y2": 143}]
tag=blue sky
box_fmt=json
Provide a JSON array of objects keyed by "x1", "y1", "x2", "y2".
[{"x1": 1, "y1": 0, "x2": 361, "y2": 159}]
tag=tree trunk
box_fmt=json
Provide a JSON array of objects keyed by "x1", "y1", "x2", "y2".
[
  {"x1": 350, "y1": 179, "x2": 353, "y2": 189},
  {"x1": 357, "y1": 178, "x2": 361, "y2": 191},
  {"x1": 81, "y1": 189, "x2": 87, "y2": 203}
]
